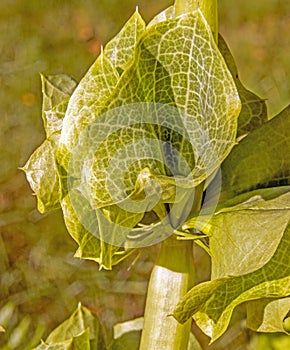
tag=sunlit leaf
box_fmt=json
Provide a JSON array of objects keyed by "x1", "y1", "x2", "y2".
[
  {"x1": 104, "y1": 10, "x2": 240, "y2": 185},
  {"x1": 174, "y1": 224, "x2": 290, "y2": 342},
  {"x1": 104, "y1": 9, "x2": 145, "y2": 71},
  {"x1": 209, "y1": 191, "x2": 290, "y2": 278},
  {"x1": 58, "y1": 12, "x2": 240, "y2": 264},
  {"x1": 23, "y1": 74, "x2": 76, "y2": 212},
  {"x1": 22, "y1": 135, "x2": 61, "y2": 213},
  {"x1": 43, "y1": 98, "x2": 71, "y2": 138},
  {"x1": 57, "y1": 51, "x2": 119, "y2": 171},
  {"x1": 40, "y1": 74, "x2": 77, "y2": 137},
  {"x1": 61, "y1": 193, "x2": 134, "y2": 269}
]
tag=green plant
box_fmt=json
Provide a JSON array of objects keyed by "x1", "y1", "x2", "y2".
[{"x1": 22, "y1": 0, "x2": 290, "y2": 348}]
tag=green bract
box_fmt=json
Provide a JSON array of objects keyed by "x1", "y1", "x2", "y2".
[
  {"x1": 23, "y1": 4, "x2": 290, "y2": 345},
  {"x1": 23, "y1": 9, "x2": 241, "y2": 268}
]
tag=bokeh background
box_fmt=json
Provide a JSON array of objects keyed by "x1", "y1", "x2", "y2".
[{"x1": 0, "y1": 1, "x2": 289, "y2": 349}]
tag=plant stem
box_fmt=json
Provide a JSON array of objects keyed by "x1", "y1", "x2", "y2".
[
  {"x1": 139, "y1": 185, "x2": 204, "y2": 349},
  {"x1": 175, "y1": 0, "x2": 218, "y2": 42},
  {"x1": 139, "y1": 238, "x2": 194, "y2": 350}
]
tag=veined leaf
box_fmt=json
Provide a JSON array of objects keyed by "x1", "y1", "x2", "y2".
[
  {"x1": 247, "y1": 297, "x2": 290, "y2": 334},
  {"x1": 183, "y1": 188, "x2": 290, "y2": 277},
  {"x1": 43, "y1": 98, "x2": 71, "y2": 138},
  {"x1": 174, "y1": 224, "x2": 290, "y2": 342},
  {"x1": 22, "y1": 134, "x2": 61, "y2": 213},
  {"x1": 149, "y1": 12, "x2": 267, "y2": 140},
  {"x1": 61, "y1": 9, "x2": 240, "y2": 263},
  {"x1": 57, "y1": 45, "x2": 118, "y2": 172},
  {"x1": 25, "y1": 8, "x2": 241, "y2": 268},
  {"x1": 104, "y1": 10, "x2": 240, "y2": 185},
  {"x1": 61, "y1": 193, "x2": 135, "y2": 269},
  {"x1": 61, "y1": 193, "x2": 102, "y2": 264},
  {"x1": 45, "y1": 304, "x2": 102, "y2": 344},
  {"x1": 57, "y1": 10, "x2": 147, "y2": 169},
  {"x1": 150, "y1": 14, "x2": 267, "y2": 137},
  {"x1": 209, "y1": 191, "x2": 290, "y2": 278},
  {"x1": 23, "y1": 74, "x2": 77, "y2": 212},
  {"x1": 104, "y1": 9, "x2": 145, "y2": 71},
  {"x1": 75, "y1": 9, "x2": 240, "y2": 214},
  {"x1": 180, "y1": 190, "x2": 290, "y2": 338},
  {"x1": 40, "y1": 74, "x2": 77, "y2": 137},
  {"x1": 23, "y1": 100, "x2": 70, "y2": 212},
  {"x1": 217, "y1": 105, "x2": 290, "y2": 202},
  {"x1": 218, "y1": 35, "x2": 267, "y2": 136}
]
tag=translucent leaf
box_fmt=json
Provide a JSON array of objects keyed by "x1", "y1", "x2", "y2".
[
  {"x1": 24, "y1": 75, "x2": 76, "y2": 212},
  {"x1": 217, "y1": 105, "x2": 290, "y2": 202},
  {"x1": 61, "y1": 194, "x2": 102, "y2": 263},
  {"x1": 61, "y1": 194, "x2": 135, "y2": 269},
  {"x1": 60, "y1": 10, "x2": 240, "y2": 264},
  {"x1": 104, "y1": 10, "x2": 240, "y2": 185},
  {"x1": 22, "y1": 135, "x2": 61, "y2": 213},
  {"x1": 43, "y1": 98, "x2": 70, "y2": 138},
  {"x1": 54, "y1": 23, "x2": 143, "y2": 266},
  {"x1": 209, "y1": 191, "x2": 290, "y2": 278},
  {"x1": 34, "y1": 304, "x2": 106, "y2": 350},
  {"x1": 57, "y1": 52, "x2": 119, "y2": 170},
  {"x1": 174, "y1": 224, "x2": 290, "y2": 342},
  {"x1": 104, "y1": 10, "x2": 145, "y2": 71},
  {"x1": 218, "y1": 35, "x2": 267, "y2": 136},
  {"x1": 40, "y1": 74, "x2": 77, "y2": 137},
  {"x1": 247, "y1": 298, "x2": 290, "y2": 334}
]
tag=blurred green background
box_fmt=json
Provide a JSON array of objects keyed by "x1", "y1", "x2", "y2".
[{"x1": 0, "y1": 1, "x2": 289, "y2": 349}]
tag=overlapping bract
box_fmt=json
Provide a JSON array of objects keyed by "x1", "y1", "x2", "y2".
[{"x1": 23, "y1": 9, "x2": 241, "y2": 268}]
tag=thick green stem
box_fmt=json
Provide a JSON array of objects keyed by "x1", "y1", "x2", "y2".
[
  {"x1": 139, "y1": 238, "x2": 194, "y2": 350},
  {"x1": 139, "y1": 187, "x2": 203, "y2": 350},
  {"x1": 175, "y1": 0, "x2": 218, "y2": 42}
]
